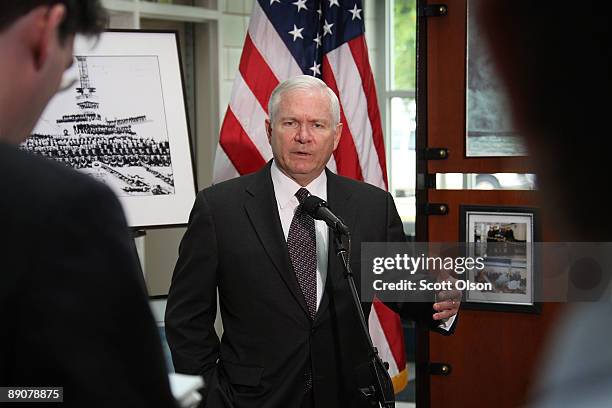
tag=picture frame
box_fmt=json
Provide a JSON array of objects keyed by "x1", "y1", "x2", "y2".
[
  {"x1": 459, "y1": 205, "x2": 540, "y2": 313},
  {"x1": 465, "y1": 0, "x2": 527, "y2": 157},
  {"x1": 24, "y1": 30, "x2": 197, "y2": 228}
]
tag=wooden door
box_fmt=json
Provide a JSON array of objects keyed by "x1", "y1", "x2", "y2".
[{"x1": 415, "y1": 1, "x2": 562, "y2": 406}]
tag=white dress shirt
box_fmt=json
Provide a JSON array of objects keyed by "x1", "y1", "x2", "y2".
[
  {"x1": 270, "y1": 161, "x2": 455, "y2": 330},
  {"x1": 271, "y1": 161, "x2": 328, "y2": 310}
]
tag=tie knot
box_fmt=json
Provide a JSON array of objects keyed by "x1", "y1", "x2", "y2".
[{"x1": 295, "y1": 188, "x2": 310, "y2": 204}]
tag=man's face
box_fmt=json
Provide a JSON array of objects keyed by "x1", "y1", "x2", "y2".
[
  {"x1": 28, "y1": 34, "x2": 75, "y2": 137},
  {"x1": 266, "y1": 88, "x2": 342, "y2": 186},
  {"x1": 2, "y1": 4, "x2": 75, "y2": 144}
]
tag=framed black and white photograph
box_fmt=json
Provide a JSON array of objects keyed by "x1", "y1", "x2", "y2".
[
  {"x1": 459, "y1": 205, "x2": 540, "y2": 313},
  {"x1": 23, "y1": 30, "x2": 196, "y2": 228},
  {"x1": 465, "y1": 0, "x2": 527, "y2": 157}
]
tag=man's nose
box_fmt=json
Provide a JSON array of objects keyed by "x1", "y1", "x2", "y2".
[{"x1": 295, "y1": 124, "x2": 313, "y2": 143}]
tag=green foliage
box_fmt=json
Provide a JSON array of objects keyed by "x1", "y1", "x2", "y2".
[{"x1": 393, "y1": 0, "x2": 417, "y2": 90}]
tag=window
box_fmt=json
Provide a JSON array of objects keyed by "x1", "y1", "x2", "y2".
[{"x1": 375, "y1": 0, "x2": 417, "y2": 238}]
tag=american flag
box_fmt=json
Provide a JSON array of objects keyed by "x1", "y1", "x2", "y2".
[{"x1": 213, "y1": 0, "x2": 408, "y2": 393}]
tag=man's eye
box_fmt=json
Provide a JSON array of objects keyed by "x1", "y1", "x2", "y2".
[{"x1": 283, "y1": 121, "x2": 297, "y2": 127}]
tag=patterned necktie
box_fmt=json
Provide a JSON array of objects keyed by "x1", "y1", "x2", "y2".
[
  {"x1": 287, "y1": 188, "x2": 317, "y2": 393},
  {"x1": 287, "y1": 188, "x2": 317, "y2": 320}
]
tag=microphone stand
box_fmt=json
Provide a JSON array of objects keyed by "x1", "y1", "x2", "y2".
[{"x1": 333, "y1": 230, "x2": 395, "y2": 408}]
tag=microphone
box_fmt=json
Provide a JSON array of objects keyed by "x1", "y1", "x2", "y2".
[{"x1": 302, "y1": 195, "x2": 350, "y2": 235}]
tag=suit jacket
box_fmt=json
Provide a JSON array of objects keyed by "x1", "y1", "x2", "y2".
[
  {"x1": 165, "y1": 162, "x2": 453, "y2": 408},
  {"x1": 0, "y1": 143, "x2": 177, "y2": 407}
]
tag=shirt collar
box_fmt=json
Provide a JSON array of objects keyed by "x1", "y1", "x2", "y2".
[{"x1": 271, "y1": 160, "x2": 327, "y2": 209}]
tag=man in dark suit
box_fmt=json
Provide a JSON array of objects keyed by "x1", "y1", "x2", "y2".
[
  {"x1": 0, "y1": 1, "x2": 177, "y2": 406},
  {"x1": 165, "y1": 75, "x2": 459, "y2": 407}
]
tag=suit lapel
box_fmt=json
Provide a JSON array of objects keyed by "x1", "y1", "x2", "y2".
[
  {"x1": 244, "y1": 162, "x2": 310, "y2": 318},
  {"x1": 314, "y1": 170, "x2": 358, "y2": 325}
]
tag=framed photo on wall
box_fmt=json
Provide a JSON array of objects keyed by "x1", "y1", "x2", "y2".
[
  {"x1": 459, "y1": 205, "x2": 540, "y2": 313},
  {"x1": 23, "y1": 30, "x2": 197, "y2": 228}
]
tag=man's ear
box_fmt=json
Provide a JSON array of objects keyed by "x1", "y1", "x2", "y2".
[
  {"x1": 265, "y1": 119, "x2": 272, "y2": 143},
  {"x1": 30, "y1": 4, "x2": 67, "y2": 71},
  {"x1": 332, "y1": 122, "x2": 342, "y2": 151}
]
